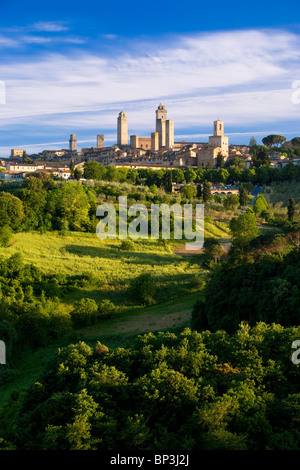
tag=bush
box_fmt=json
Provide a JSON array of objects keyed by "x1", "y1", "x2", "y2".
[
  {"x1": 70, "y1": 298, "x2": 99, "y2": 328},
  {"x1": 129, "y1": 273, "x2": 156, "y2": 305},
  {"x1": 119, "y1": 240, "x2": 135, "y2": 251},
  {"x1": 98, "y1": 299, "x2": 117, "y2": 319},
  {"x1": 191, "y1": 275, "x2": 206, "y2": 290}
]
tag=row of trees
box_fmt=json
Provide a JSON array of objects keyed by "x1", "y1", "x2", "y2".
[{"x1": 81, "y1": 159, "x2": 300, "y2": 189}]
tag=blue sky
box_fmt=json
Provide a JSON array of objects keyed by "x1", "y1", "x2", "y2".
[{"x1": 0, "y1": 0, "x2": 300, "y2": 157}]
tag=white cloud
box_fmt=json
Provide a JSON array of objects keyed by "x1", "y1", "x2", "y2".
[
  {"x1": 31, "y1": 22, "x2": 69, "y2": 32},
  {"x1": 0, "y1": 27, "x2": 300, "y2": 156}
]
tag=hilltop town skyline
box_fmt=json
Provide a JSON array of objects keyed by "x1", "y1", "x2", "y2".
[{"x1": 0, "y1": 0, "x2": 300, "y2": 157}]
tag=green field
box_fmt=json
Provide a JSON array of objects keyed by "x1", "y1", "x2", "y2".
[{"x1": 0, "y1": 231, "x2": 202, "y2": 307}]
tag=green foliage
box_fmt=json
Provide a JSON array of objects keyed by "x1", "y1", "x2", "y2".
[
  {"x1": 129, "y1": 273, "x2": 156, "y2": 305},
  {"x1": 223, "y1": 194, "x2": 239, "y2": 210},
  {"x1": 262, "y1": 134, "x2": 286, "y2": 148},
  {"x1": 249, "y1": 136, "x2": 257, "y2": 148},
  {"x1": 253, "y1": 194, "x2": 268, "y2": 216},
  {"x1": 192, "y1": 233, "x2": 300, "y2": 332},
  {"x1": 74, "y1": 167, "x2": 82, "y2": 181},
  {"x1": 288, "y1": 198, "x2": 296, "y2": 222},
  {"x1": 230, "y1": 211, "x2": 259, "y2": 247},
  {"x1": 98, "y1": 299, "x2": 117, "y2": 319},
  {"x1": 238, "y1": 185, "x2": 248, "y2": 207},
  {"x1": 47, "y1": 182, "x2": 91, "y2": 231},
  {"x1": 0, "y1": 192, "x2": 24, "y2": 230},
  {"x1": 119, "y1": 239, "x2": 135, "y2": 251},
  {"x1": 7, "y1": 325, "x2": 300, "y2": 450},
  {"x1": 0, "y1": 225, "x2": 13, "y2": 247},
  {"x1": 203, "y1": 238, "x2": 223, "y2": 265},
  {"x1": 70, "y1": 298, "x2": 99, "y2": 328},
  {"x1": 216, "y1": 152, "x2": 224, "y2": 169},
  {"x1": 180, "y1": 184, "x2": 197, "y2": 199},
  {"x1": 202, "y1": 181, "x2": 212, "y2": 202},
  {"x1": 251, "y1": 145, "x2": 270, "y2": 168},
  {"x1": 83, "y1": 161, "x2": 107, "y2": 180}
]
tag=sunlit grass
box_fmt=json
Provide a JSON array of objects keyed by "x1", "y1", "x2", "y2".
[{"x1": 0, "y1": 231, "x2": 201, "y2": 305}]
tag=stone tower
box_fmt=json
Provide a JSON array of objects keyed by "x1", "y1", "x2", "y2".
[
  {"x1": 151, "y1": 132, "x2": 159, "y2": 152},
  {"x1": 209, "y1": 120, "x2": 229, "y2": 158},
  {"x1": 213, "y1": 120, "x2": 224, "y2": 137},
  {"x1": 117, "y1": 111, "x2": 128, "y2": 146},
  {"x1": 156, "y1": 103, "x2": 167, "y2": 149},
  {"x1": 97, "y1": 134, "x2": 104, "y2": 148},
  {"x1": 166, "y1": 120, "x2": 174, "y2": 150},
  {"x1": 69, "y1": 134, "x2": 77, "y2": 152}
]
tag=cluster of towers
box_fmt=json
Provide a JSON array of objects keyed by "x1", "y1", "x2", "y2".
[
  {"x1": 68, "y1": 105, "x2": 228, "y2": 158},
  {"x1": 117, "y1": 104, "x2": 174, "y2": 152}
]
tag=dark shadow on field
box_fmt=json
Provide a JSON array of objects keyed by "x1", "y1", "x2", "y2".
[
  {"x1": 61, "y1": 270, "x2": 200, "y2": 307},
  {"x1": 63, "y1": 244, "x2": 199, "y2": 266}
]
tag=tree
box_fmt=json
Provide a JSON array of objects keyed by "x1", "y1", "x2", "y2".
[
  {"x1": 70, "y1": 298, "x2": 99, "y2": 327},
  {"x1": 251, "y1": 145, "x2": 270, "y2": 168},
  {"x1": 288, "y1": 198, "x2": 296, "y2": 222},
  {"x1": 253, "y1": 194, "x2": 268, "y2": 217},
  {"x1": 229, "y1": 211, "x2": 259, "y2": 247},
  {"x1": 18, "y1": 177, "x2": 47, "y2": 230},
  {"x1": 129, "y1": 273, "x2": 156, "y2": 305},
  {"x1": 150, "y1": 184, "x2": 157, "y2": 195},
  {"x1": 180, "y1": 184, "x2": 197, "y2": 200},
  {"x1": 224, "y1": 157, "x2": 246, "y2": 169},
  {"x1": 83, "y1": 161, "x2": 107, "y2": 180},
  {"x1": 223, "y1": 194, "x2": 239, "y2": 210},
  {"x1": 262, "y1": 135, "x2": 286, "y2": 148},
  {"x1": 291, "y1": 137, "x2": 300, "y2": 148},
  {"x1": 47, "y1": 183, "x2": 91, "y2": 231},
  {"x1": 0, "y1": 225, "x2": 13, "y2": 247},
  {"x1": 249, "y1": 136, "x2": 257, "y2": 149},
  {"x1": 74, "y1": 167, "x2": 82, "y2": 181},
  {"x1": 216, "y1": 152, "x2": 224, "y2": 169},
  {"x1": 98, "y1": 299, "x2": 117, "y2": 319},
  {"x1": 70, "y1": 160, "x2": 75, "y2": 177},
  {"x1": 204, "y1": 238, "x2": 223, "y2": 264},
  {"x1": 185, "y1": 168, "x2": 197, "y2": 183},
  {"x1": 0, "y1": 192, "x2": 24, "y2": 230},
  {"x1": 238, "y1": 185, "x2": 248, "y2": 208},
  {"x1": 202, "y1": 181, "x2": 212, "y2": 203}
]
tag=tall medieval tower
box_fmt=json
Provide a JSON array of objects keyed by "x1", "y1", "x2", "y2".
[
  {"x1": 69, "y1": 134, "x2": 77, "y2": 152},
  {"x1": 209, "y1": 120, "x2": 228, "y2": 158},
  {"x1": 156, "y1": 104, "x2": 167, "y2": 149},
  {"x1": 117, "y1": 111, "x2": 128, "y2": 146},
  {"x1": 155, "y1": 104, "x2": 174, "y2": 150}
]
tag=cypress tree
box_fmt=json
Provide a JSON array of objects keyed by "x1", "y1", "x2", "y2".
[
  {"x1": 288, "y1": 198, "x2": 296, "y2": 222},
  {"x1": 202, "y1": 181, "x2": 211, "y2": 202}
]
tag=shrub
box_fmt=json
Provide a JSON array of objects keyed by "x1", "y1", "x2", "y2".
[
  {"x1": 191, "y1": 275, "x2": 206, "y2": 290},
  {"x1": 70, "y1": 298, "x2": 99, "y2": 328},
  {"x1": 119, "y1": 240, "x2": 135, "y2": 251},
  {"x1": 129, "y1": 273, "x2": 156, "y2": 305},
  {"x1": 98, "y1": 299, "x2": 117, "y2": 319}
]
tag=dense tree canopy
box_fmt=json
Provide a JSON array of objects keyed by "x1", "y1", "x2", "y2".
[{"x1": 4, "y1": 325, "x2": 300, "y2": 451}]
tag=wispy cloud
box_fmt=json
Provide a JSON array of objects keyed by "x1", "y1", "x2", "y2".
[
  {"x1": 0, "y1": 28, "x2": 300, "y2": 155},
  {"x1": 31, "y1": 21, "x2": 69, "y2": 32}
]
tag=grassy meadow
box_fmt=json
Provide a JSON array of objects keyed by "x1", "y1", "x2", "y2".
[{"x1": 0, "y1": 230, "x2": 204, "y2": 307}]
